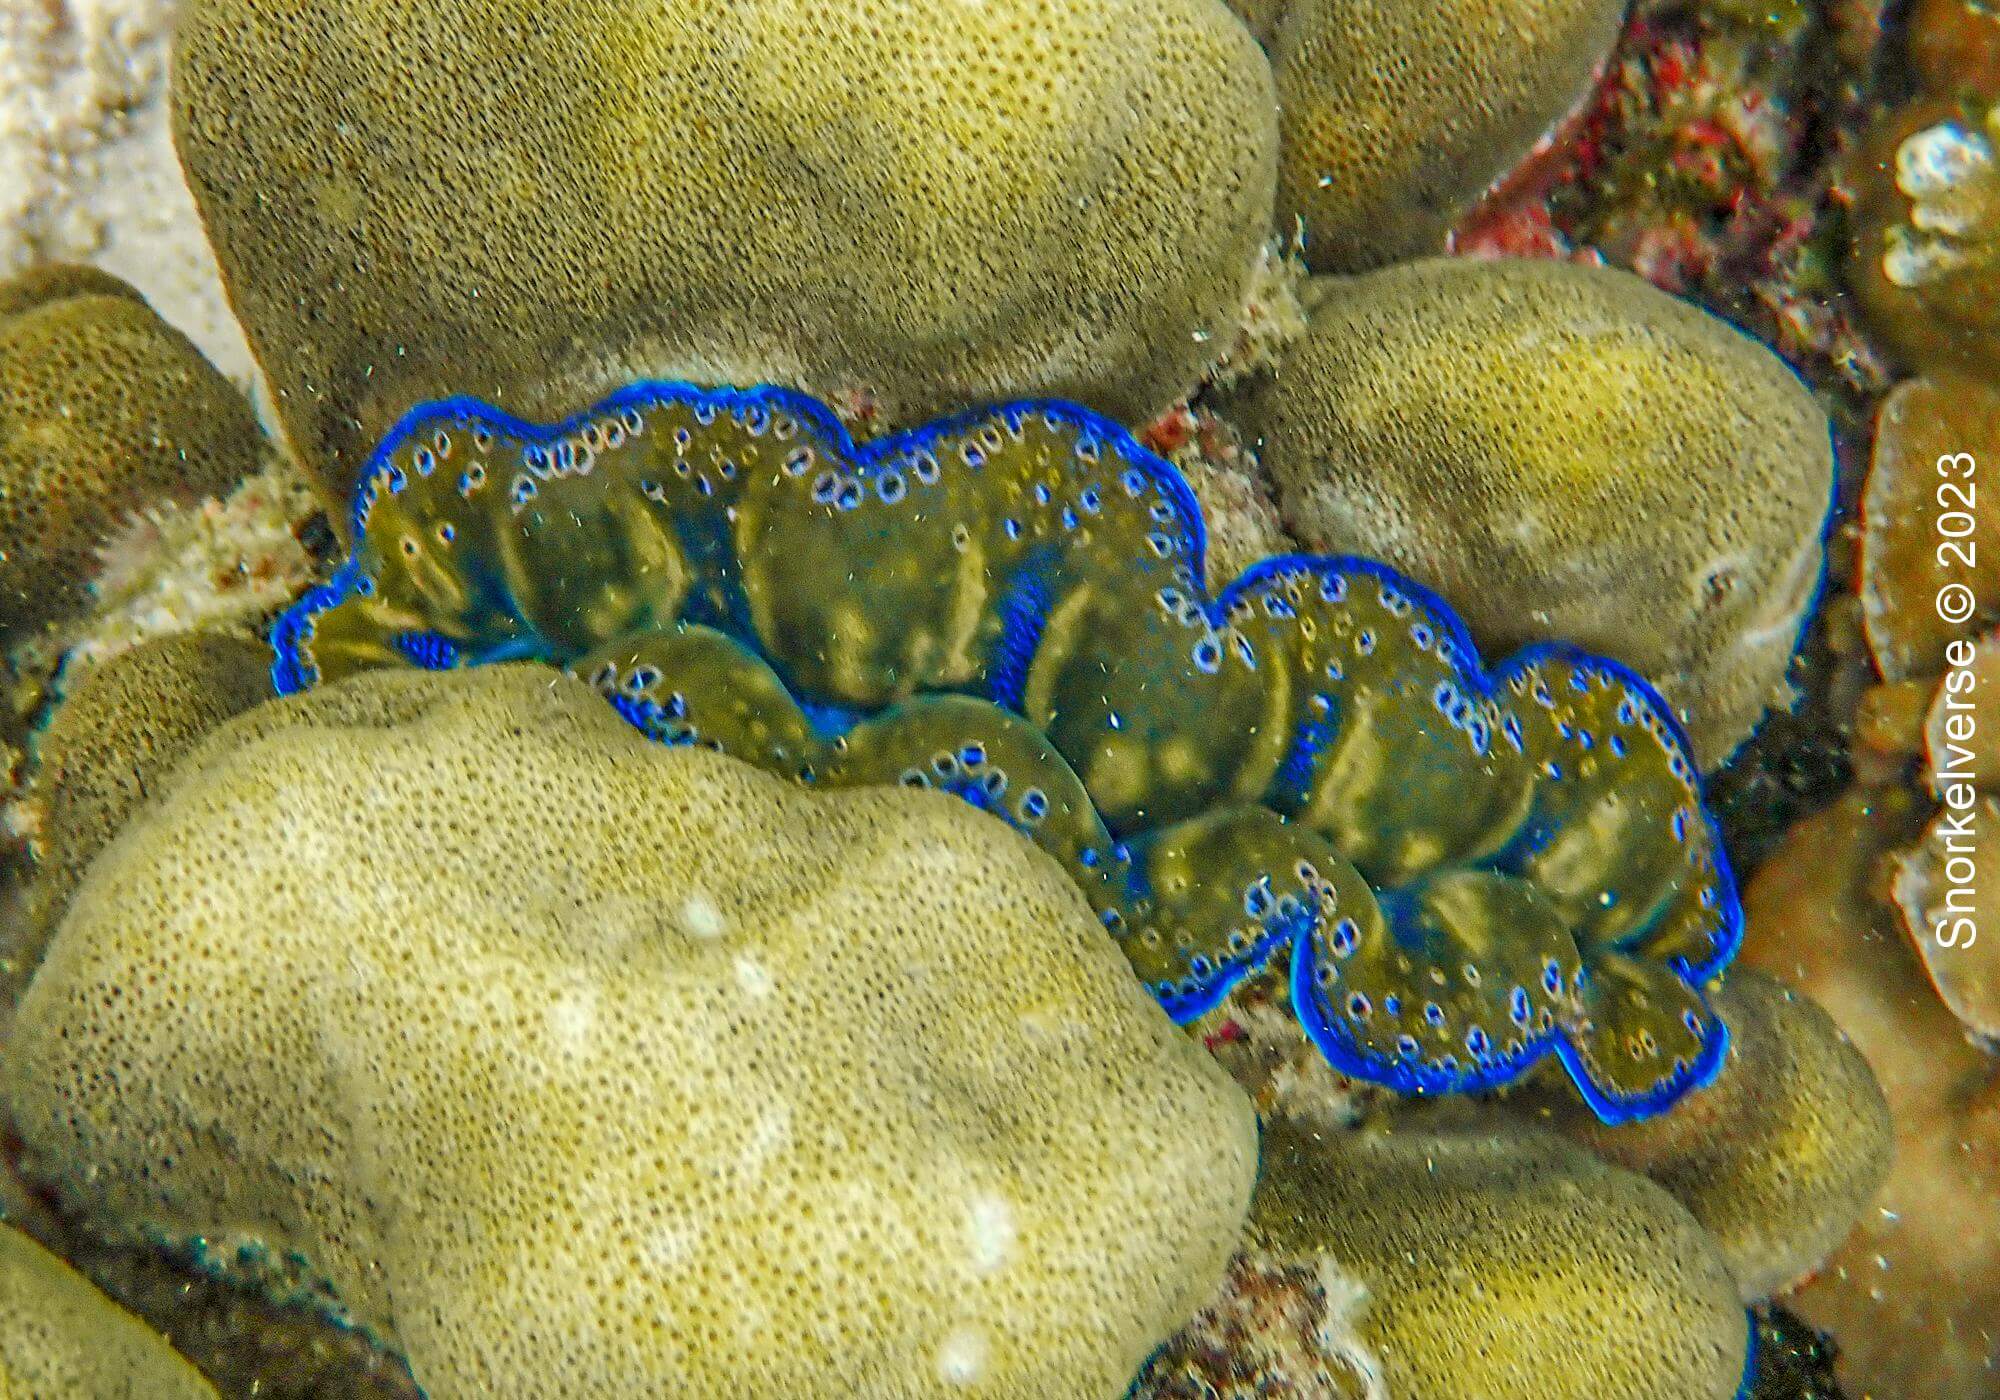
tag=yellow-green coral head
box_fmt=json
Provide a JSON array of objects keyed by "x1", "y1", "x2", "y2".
[
  {"x1": 6, "y1": 666, "x2": 1257, "y2": 1399},
  {"x1": 0, "y1": 264, "x2": 264, "y2": 636},
  {"x1": 19, "y1": 633, "x2": 273, "y2": 984},
  {"x1": 1247, "y1": 1112, "x2": 1753, "y2": 1400},
  {"x1": 1247, "y1": 257, "x2": 1836, "y2": 769},
  {"x1": 1522, "y1": 970, "x2": 1893, "y2": 1304},
  {"x1": 171, "y1": 0, "x2": 1276, "y2": 503},
  {"x1": 272, "y1": 380, "x2": 1742, "y2": 1125},
  {"x1": 1255, "y1": 0, "x2": 1622, "y2": 272}
]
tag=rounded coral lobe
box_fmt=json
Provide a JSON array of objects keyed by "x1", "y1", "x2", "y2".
[
  {"x1": 273, "y1": 380, "x2": 1742, "y2": 1123},
  {"x1": 1247, "y1": 257, "x2": 1835, "y2": 770},
  {"x1": 1244, "y1": 1112, "x2": 1753, "y2": 1400},
  {"x1": 170, "y1": 0, "x2": 1276, "y2": 501},
  {"x1": 5, "y1": 666, "x2": 1258, "y2": 1399},
  {"x1": 1258, "y1": 0, "x2": 1623, "y2": 272},
  {"x1": 0, "y1": 1224, "x2": 220, "y2": 1398},
  {"x1": 1526, "y1": 970, "x2": 1893, "y2": 1305},
  {"x1": 0, "y1": 265, "x2": 265, "y2": 637}
]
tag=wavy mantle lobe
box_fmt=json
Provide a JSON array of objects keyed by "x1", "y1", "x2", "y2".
[{"x1": 272, "y1": 382, "x2": 1741, "y2": 1122}]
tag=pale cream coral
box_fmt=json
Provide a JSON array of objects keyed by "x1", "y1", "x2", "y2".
[
  {"x1": 3, "y1": 665, "x2": 1256, "y2": 1400},
  {"x1": 3, "y1": 453, "x2": 319, "y2": 712},
  {"x1": 1247, "y1": 257, "x2": 1834, "y2": 767},
  {"x1": 58, "y1": 455, "x2": 319, "y2": 674},
  {"x1": 1855, "y1": 374, "x2": 2000, "y2": 1043},
  {"x1": 171, "y1": 0, "x2": 1277, "y2": 504},
  {"x1": 0, "y1": 1222, "x2": 219, "y2": 1398}
]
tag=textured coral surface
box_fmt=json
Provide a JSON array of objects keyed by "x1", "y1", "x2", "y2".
[
  {"x1": 1522, "y1": 969, "x2": 1892, "y2": 1302},
  {"x1": 1260, "y1": 0, "x2": 1623, "y2": 271},
  {"x1": 0, "y1": 1220, "x2": 218, "y2": 1397},
  {"x1": 1244, "y1": 1112, "x2": 1751, "y2": 1399},
  {"x1": 0, "y1": 0, "x2": 253, "y2": 382},
  {"x1": 1248, "y1": 256, "x2": 1834, "y2": 769},
  {"x1": 1847, "y1": 97, "x2": 2000, "y2": 384},
  {"x1": 0, "y1": 0, "x2": 1958, "y2": 1390},
  {"x1": 171, "y1": 0, "x2": 1276, "y2": 502},
  {"x1": 0, "y1": 264, "x2": 263, "y2": 637},
  {"x1": 10, "y1": 632, "x2": 272, "y2": 992},
  {"x1": 5, "y1": 666, "x2": 1256, "y2": 1400}
]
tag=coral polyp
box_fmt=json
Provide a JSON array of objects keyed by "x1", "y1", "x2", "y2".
[
  {"x1": 1848, "y1": 98, "x2": 2000, "y2": 381},
  {"x1": 1878, "y1": 105, "x2": 2000, "y2": 292},
  {"x1": 273, "y1": 382, "x2": 1740, "y2": 1122}
]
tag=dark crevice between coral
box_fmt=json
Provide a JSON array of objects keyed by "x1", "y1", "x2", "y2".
[
  {"x1": 0, "y1": 1117, "x2": 421, "y2": 1399},
  {"x1": 1708, "y1": 596, "x2": 1857, "y2": 880},
  {"x1": 1749, "y1": 1304, "x2": 1848, "y2": 1400}
]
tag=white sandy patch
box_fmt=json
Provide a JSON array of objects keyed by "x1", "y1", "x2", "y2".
[{"x1": 1, "y1": 0, "x2": 255, "y2": 383}]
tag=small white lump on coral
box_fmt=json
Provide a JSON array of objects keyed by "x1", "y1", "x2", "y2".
[{"x1": 4, "y1": 665, "x2": 1256, "y2": 1400}]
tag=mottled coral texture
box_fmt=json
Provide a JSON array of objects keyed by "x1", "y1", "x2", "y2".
[
  {"x1": 3, "y1": 665, "x2": 1256, "y2": 1400},
  {"x1": 1526, "y1": 970, "x2": 1892, "y2": 1302},
  {"x1": 16, "y1": 632, "x2": 272, "y2": 983},
  {"x1": 170, "y1": 0, "x2": 1277, "y2": 504},
  {"x1": 0, "y1": 264, "x2": 263, "y2": 635},
  {"x1": 1252, "y1": 0, "x2": 1621, "y2": 271},
  {"x1": 1247, "y1": 1113, "x2": 1750, "y2": 1400},
  {"x1": 1846, "y1": 98, "x2": 2000, "y2": 384},
  {"x1": 1247, "y1": 257, "x2": 1833, "y2": 768}
]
